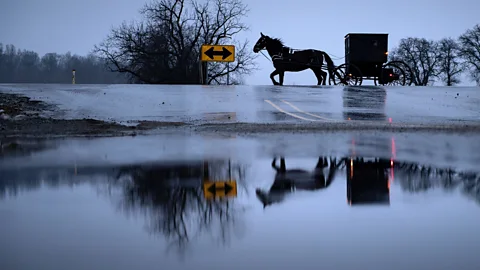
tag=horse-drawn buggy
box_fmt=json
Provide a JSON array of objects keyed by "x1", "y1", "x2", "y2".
[
  {"x1": 333, "y1": 33, "x2": 414, "y2": 86},
  {"x1": 253, "y1": 32, "x2": 414, "y2": 86}
]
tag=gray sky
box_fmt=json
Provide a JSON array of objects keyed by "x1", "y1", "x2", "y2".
[{"x1": 1, "y1": 0, "x2": 478, "y2": 85}]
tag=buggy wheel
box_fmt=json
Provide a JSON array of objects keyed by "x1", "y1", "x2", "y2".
[
  {"x1": 385, "y1": 61, "x2": 415, "y2": 86},
  {"x1": 331, "y1": 63, "x2": 363, "y2": 86},
  {"x1": 376, "y1": 63, "x2": 406, "y2": 86}
]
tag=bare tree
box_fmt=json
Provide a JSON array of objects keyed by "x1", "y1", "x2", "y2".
[
  {"x1": 93, "y1": 0, "x2": 258, "y2": 85},
  {"x1": 458, "y1": 24, "x2": 480, "y2": 86},
  {"x1": 437, "y1": 38, "x2": 465, "y2": 86},
  {"x1": 390, "y1": 37, "x2": 441, "y2": 86}
]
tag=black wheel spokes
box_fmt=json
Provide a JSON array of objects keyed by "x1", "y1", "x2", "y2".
[
  {"x1": 332, "y1": 63, "x2": 362, "y2": 86},
  {"x1": 385, "y1": 60, "x2": 414, "y2": 86},
  {"x1": 390, "y1": 64, "x2": 406, "y2": 86}
]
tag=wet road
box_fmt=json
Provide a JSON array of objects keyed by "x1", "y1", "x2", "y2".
[
  {"x1": 1, "y1": 132, "x2": 480, "y2": 270},
  {"x1": 0, "y1": 84, "x2": 479, "y2": 125}
]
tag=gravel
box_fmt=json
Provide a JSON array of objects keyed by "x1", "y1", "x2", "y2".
[{"x1": 0, "y1": 92, "x2": 187, "y2": 138}]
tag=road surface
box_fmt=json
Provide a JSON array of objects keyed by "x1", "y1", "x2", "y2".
[{"x1": 0, "y1": 84, "x2": 478, "y2": 126}]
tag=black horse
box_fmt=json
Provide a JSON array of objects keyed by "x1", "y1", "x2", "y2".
[
  {"x1": 253, "y1": 32, "x2": 336, "y2": 86},
  {"x1": 255, "y1": 157, "x2": 343, "y2": 208}
]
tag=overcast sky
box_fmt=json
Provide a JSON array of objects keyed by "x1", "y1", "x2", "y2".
[{"x1": 1, "y1": 0, "x2": 478, "y2": 85}]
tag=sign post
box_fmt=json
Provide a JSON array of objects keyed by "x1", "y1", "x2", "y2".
[
  {"x1": 200, "y1": 45, "x2": 235, "y2": 85},
  {"x1": 227, "y1": 63, "x2": 230, "y2": 85}
]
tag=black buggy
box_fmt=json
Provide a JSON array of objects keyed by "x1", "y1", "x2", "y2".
[{"x1": 330, "y1": 33, "x2": 414, "y2": 86}]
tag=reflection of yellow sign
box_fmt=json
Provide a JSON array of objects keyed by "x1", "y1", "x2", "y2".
[
  {"x1": 203, "y1": 180, "x2": 237, "y2": 200},
  {"x1": 201, "y1": 45, "x2": 235, "y2": 62}
]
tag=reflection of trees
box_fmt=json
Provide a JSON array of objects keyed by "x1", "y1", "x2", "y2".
[
  {"x1": 0, "y1": 167, "x2": 117, "y2": 199},
  {"x1": 0, "y1": 138, "x2": 50, "y2": 158},
  {"x1": 393, "y1": 161, "x2": 480, "y2": 203},
  {"x1": 110, "y1": 160, "x2": 248, "y2": 259},
  {"x1": 0, "y1": 160, "x2": 249, "y2": 259}
]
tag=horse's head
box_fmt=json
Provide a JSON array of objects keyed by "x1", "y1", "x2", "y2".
[
  {"x1": 253, "y1": 32, "x2": 269, "y2": 53},
  {"x1": 255, "y1": 187, "x2": 287, "y2": 209},
  {"x1": 255, "y1": 188, "x2": 270, "y2": 208}
]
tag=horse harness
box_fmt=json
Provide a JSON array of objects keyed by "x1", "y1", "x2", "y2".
[
  {"x1": 272, "y1": 46, "x2": 295, "y2": 61},
  {"x1": 263, "y1": 46, "x2": 321, "y2": 65}
]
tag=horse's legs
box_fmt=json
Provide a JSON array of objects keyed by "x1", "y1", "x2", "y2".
[
  {"x1": 278, "y1": 71, "x2": 285, "y2": 85},
  {"x1": 272, "y1": 157, "x2": 287, "y2": 172},
  {"x1": 315, "y1": 157, "x2": 328, "y2": 168},
  {"x1": 312, "y1": 68, "x2": 325, "y2": 85},
  {"x1": 320, "y1": 71, "x2": 327, "y2": 85},
  {"x1": 327, "y1": 69, "x2": 333, "y2": 85},
  {"x1": 315, "y1": 53, "x2": 328, "y2": 85},
  {"x1": 270, "y1": 69, "x2": 280, "y2": 85},
  {"x1": 280, "y1": 157, "x2": 286, "y2": 172},
  {"x1": 271, "y1": 158, "x2": 277, "y2": 169}
]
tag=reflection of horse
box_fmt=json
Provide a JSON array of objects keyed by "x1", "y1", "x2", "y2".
[
  {"x1": 253, "y1": 32, "x2": 335, "y2": 86},
  {"x1": 255, "y1": 157, "x2": 342, "y2": 208}
]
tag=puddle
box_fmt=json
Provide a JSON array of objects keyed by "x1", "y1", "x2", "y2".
[{"x1": 1, "y1": 155, "x2": 480, "y2": 270}]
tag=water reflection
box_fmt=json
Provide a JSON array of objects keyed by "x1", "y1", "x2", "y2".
[
  {"x1": 111, "y1": 160, "x2": 247, "y2": 257},
  {"x1": 1, "y1": 156, "x2": 480, "y2": 261},
  {"x1": 0, "y1": 160, "x2": 248, "y2": 259},
  {"x1": 256, "y1": 157, "x2": 342, "y2": 207},
  {"x1": 0, "y1": 138, "x2": 51, "y2": 158},
  {"x1": 347, "y1": 157, "x2": 390, "y2": 205},
  {"x1": 342, "y1": 86, "x2": 387, "y2": 121},
  {"x1": 254, "y1": 156, "x2": 480, "y2": 208}
]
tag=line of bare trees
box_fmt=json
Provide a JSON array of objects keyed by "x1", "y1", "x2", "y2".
[
  {"x1": 0, "y1": 0, "x2": 256, "y2": 85},
  {"x1": 0, "y1": 44, "x2": 128, "y2": 84},
  {"x1": 93, "y1": 0, "x2": 258, "y2": 85},
  {"x1": 390, "y1": 24, "x2": 480, "y2": 86}
]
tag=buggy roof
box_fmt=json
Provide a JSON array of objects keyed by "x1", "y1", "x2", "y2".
[{"x1": 345, "y1": 33, "x2": 389, "y2": 38}]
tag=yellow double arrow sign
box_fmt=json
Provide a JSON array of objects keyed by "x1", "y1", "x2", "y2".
[
  {"x1": 201, "y1": 45, "x2": 235, "y2": 62},
  {"x1": 203, "y1": 180, "x2": 237, "y2": 200}
]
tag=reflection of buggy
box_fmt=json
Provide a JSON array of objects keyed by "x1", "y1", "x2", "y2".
[
  {"x1": 342, "y1": 86, "x2": 387, "y2": 121},
  {"x1": 331, "y1": 33, "x2": 414, "y2": 86},
  {"x1": 346, "y1": 158, "x2": 390, "y2": 205}
]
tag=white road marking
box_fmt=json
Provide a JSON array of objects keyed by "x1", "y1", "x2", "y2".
[
  {"x1": 280, "y1": 100, "x2": 337, "y2": 121},
  {"x1": 264, "y1": 99, "x2": 326, "y2": 122}
]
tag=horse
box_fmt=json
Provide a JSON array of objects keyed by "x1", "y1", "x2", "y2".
[
  {"x1": 255, "y1": 156, "x2": 343, "y2": 208},
  {"x1": 253, "y1": 32, "x2": 336, "y2": 86}
]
